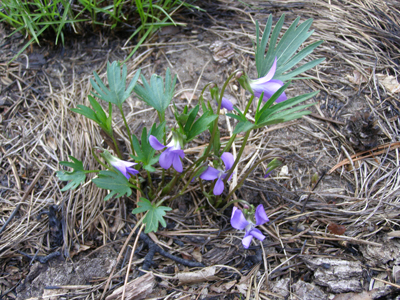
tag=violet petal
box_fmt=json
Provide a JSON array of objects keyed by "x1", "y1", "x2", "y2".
[
  {"x1": 213, "y1": 177, "x2": 224, "y2": 195},
  {"x1": 111, "y1": 160, "x2": 137, "y2": 179},
  {"x1": 127, "y1": 167, "x2": 139, "y2": 176},
  {"x1": 221, "y1": 97, "x2": 234, "y2": 111},
  {"x1": 268, "y1": 79, "x2": 287, "y2": 102},
  {"x1": 221, "y1": 152, "x2": 234, "y2": 171},
  {"x1": 255, "y1": 204, "x2": 269, "y2": 225},
  {"x1": 249, "y1": 228, "x2": 265, "y2": 241},
  {"x1": 149, "y1": 135, "x2": 165, "y2": 150},
  {"x1": 159, "y1": 149, "x2": 173, "y2": 170},
  {"x1": 172, "y1": 149, "x2": 185, "y2": 159},
  {"x1": 172, "y1": 153, "x2": 183, "y2": 173},
  {"x1": 242, "y1": 235, "x2": 253, "y2": 249},
  {"x1": 251, "y1": 80, "x2": 283, "y2": 100},
  {"x1": 230, "y1": 207, "x2": 249, "y2": 230},
  {"x1": 251, "y1": 57, "x2": 277, "y2": 85},
  {"x1": 200, "y1": 167, "x2": 220, "y2": 180},
  {"x1": 264, "y1": 168, "x2": 272, "y2": 178}
]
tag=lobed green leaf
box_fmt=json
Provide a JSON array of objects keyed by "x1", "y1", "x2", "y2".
[
  {"x1": 132, "y1": 198, "x2": 172, "y2": 233},
  {"x1": 92, "y1": 170, "x2": 132, "y2": 200}
]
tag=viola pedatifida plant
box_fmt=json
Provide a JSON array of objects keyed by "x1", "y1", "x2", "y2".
[{"x1": 57, "y1": 14, "x2": 324, "y2": 247}]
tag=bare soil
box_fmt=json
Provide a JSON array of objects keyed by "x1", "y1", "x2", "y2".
[{"x1": 1, "y1": 0, "x2": 400, "y2": 299}]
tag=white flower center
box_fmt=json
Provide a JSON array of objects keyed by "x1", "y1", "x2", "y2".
[{"x1": 245, "y1": 222, "x2": 255, "y2": 234}]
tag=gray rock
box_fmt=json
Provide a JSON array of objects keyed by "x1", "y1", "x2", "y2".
[
  {"x1": 303, "y1": 257, "x2": 363, "y2": 293},
  {"x1": 292, "y1": 280, "x2": 328, "y2": 300},
  {"x1": 271, "y1": 278, "x2": 290, "y2": 298}
]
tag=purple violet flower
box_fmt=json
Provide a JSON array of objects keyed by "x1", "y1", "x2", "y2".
[
  {"x1": 200, "y1": 152, "x2": 234, "y2": 195},
  {"x1": 231, "y1": 204, "x2": 269, "y2": 249},
  {"x1": 149, "y1": 135, "x2": 185, "y2": 173},
  {"x1": 221, "y1": 97, "x2": 234, "y2": 111},
  {"x1": 250, "y1": 58, "x2": 287, "y2": 103},
  {"x1": 108, "y1": 156, "x2": 139, "y2": 180}
]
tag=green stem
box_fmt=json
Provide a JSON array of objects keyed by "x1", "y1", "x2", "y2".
[
  {"x1": 157, "y1": 169, "x2": 165, "y2": 194},
  {"x1": 223, "y1": 129, "x2": 251, "y2": 185},
  {"x1": 161, "y1": 170, "x2": 179, "y2": 195},
  {"x1": 199, "y1": 178, "x2": 205, "y2": 194},
  {"x1": 243, "y1": 94, "x2": 254, "y2": 115},
  {"x1": 111, "y1": 135, "x2": 122, "y2": 159},
  {"x1": 222, "y1": 94, "x2": 254, "y2": 153},
  {"x1": 224, "y1": 155, "x2": 280, "y2": 203},
  {"x1": 201, "y1": 71, "x2": 241, "y2": 164},
  {"x1": 119, "y1": 106, "x2": 135, "y2": 156},
  {"x1": 222, "y1": 134, "x2": 237, "y2": 153},
  {"x1": 146, "y1": 170, "x2": 154, "y2": 191},
  {"x1": 92, "y1": 148, "x2": 110, "y2": 170},
  {"x1": 218, "y1": 199, "x2": 251, "y2": 215}
]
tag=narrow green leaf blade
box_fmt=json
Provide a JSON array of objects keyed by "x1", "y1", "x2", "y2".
[{"x1": 186, "y1": 114, "x2": 218, "y2": 141}]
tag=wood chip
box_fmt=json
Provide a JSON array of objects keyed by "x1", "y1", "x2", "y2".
[{"x1": 105, "y1": 272, "x2": 155, "y2": 300}]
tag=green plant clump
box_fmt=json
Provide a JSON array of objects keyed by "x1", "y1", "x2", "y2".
[{"x1": 0, "y1": 0, "x2": 200, "y2": 62}]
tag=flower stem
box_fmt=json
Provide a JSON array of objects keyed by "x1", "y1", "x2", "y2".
[
  {"x1": 218, "y1": 199, "x2": 251, "y2": 215},
  {"x1": 243, "y1": 94, "x2": 254, "y2": 115},
  {"x1": 92, "y1": 148, "x2": 110, "y2": 170},
  {"x1": 221, "y1": 134, "x2": 237, "y2": 153},
  {"x1": 221, "y1": 94, "x2": 254, "y2": 153},
  {"x1": 201, "y1": 71, "x2": 241, "y2": 164},
  {"x1": 111, "y1": 135, "x2": 122, "y2": 159},
  {"x1": 161, "y1": 170, "x2": 179, "y2": 195},
  {"x1": 223, "y1": 129, "x2": 251, "y2": 186},
  {"x1": 146, "y1": 170, "x2": 154, "y2": 190},
  {"x1": 223, "y1": 155, "x2": 282, "y2": 203},
  {"x1": 119, "y1": 106, "x2": 135, "y2": 156}
]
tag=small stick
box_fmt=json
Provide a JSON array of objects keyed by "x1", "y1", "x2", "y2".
[
  {"x1": 309, "y1": 113, "x2": 346, "y2": 126},
  {"x1": 0, "y1": 162, "x2": 48, "y2": 236},
  {"x1": 329, "y1": 142, "x2": 400, "y2": 173},
  {"x1": 372, "y1": 277, "x2": 400, "y2": 289},
  {"x1": 292, "y1": 171, "x2": 326, "y2": 235},
  {"x1": 121, "y1": 224, "x2": 145, "y2": 300}
]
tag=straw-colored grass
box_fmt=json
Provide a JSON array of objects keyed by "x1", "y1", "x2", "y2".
[{"x1": 1, "y1": 0, "x2": 399, "y2": 298}]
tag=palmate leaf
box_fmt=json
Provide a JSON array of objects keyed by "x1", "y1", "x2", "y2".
[
  {"x1": 133, "y1": 68, "x2": 177, "y2": 114},
  {"x1": 255, "y1": 15, "x2": 324, "y2": 81},
  {"x1": 90, "y1": 61, "x2": 141, "y2": 108},
  {"x1": 92, "y1": 170, "x2": 132, "y2": 200},
  {"x1": 56, "y1": 156, "x2": 86, "y2": 191},
  {"x1": 132, "y1": 198, "x2": 172, "y2": 233}
]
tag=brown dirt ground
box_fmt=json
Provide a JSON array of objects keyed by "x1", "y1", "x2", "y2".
[{"x1": 1, "y1": 0, "x2": 400, "y2": 299}]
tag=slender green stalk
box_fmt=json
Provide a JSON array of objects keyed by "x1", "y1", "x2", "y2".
[
  {"x1": 218, "y1": 199, "x2": 251, "y2": 215},
  {"x1": 201, "y1": 71, "x2": 241, "y2": 164},
  {"x1": 146, "y1": 170, "x2": 154, "y2": 190},
  {"x1": 161, "y1": 170, "x2": 179, "y2": 195},
  {"x1": 111, "y1": 135, "x2": 122, "y2": 159},
  {"x1": 244, "y1": 94, "x2": 254, "y2": 115},
  {"x1": 222, "y1": 134, "x2": 237, "y2": 153},
  {"x1": 119, "y1": 106, "x2": 136, "y2": 156},
  {"x1": 224, "y1": 155, "x2": 279, "y2": 203},
  {"x1": 92, "y1": 148, "x2": 110, "y2": 170},
  {"x1": 223, "y1": 129, "x2": 251, "y2": 185},
  {"x1": 199, "y1": 178, "x2": 205, "y2": 194},
  {"x1": 222, "y1": 94, "x2": 254, "y2": 153}
]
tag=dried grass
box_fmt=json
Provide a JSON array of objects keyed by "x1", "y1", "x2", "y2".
[{"x1": 1, "y1": 0, "x2": 400, "y2": 299}]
